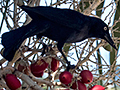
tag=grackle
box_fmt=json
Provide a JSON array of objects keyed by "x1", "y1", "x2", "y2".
[{"x1": 1, "y1": 5, "x2": 117, "y2": 69}]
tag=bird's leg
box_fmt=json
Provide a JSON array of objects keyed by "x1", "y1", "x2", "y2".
[
  {"x1": 41, "y1": 43, "x2": 47, "y2": 56},
  {"x1": 41, "y1": 44, "x2": 53, "y2": 56},
  {"x1": 37, "y1": 39, "x2": 47, "y2": 56},
  {"x1": 57, "y1": 42, "x2": 75, "y2": 71},
  {"x1": 38, "y1": 39, "x2": 52, "y2": 56}
]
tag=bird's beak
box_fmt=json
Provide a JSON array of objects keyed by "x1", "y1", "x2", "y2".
[{"x1": 104, "y1": 34, "x2": 117, "y2": 50}]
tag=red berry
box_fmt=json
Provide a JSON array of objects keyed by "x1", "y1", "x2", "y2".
[
  {"x1": 80, "y1": 70, "x2": 93, "y2": 84},
  {"x1": 18, "y1": 64, "x2": 24, "y2": 72},
  {"x1": 59, "y1": 71, "x2": 73, "y2": 84},
  {"x1": 30, "y1": 59, "x2": 48, "y2": 73},
  {"x1": 88, "y1": 85, "x2": 105, "y2": 90},
  {"x1": 18, "y1": 64, "x2": 29, "y2": 75},
  {"x1": 71, "y1": 80, "x2": 87, "y2": 90},
  {"x1": 32, "y1": 71, "x2": 44, "y2": 77},
  {"x1": 5, "y1": 74, "x2": 21, "y2": 90},
  {"x1": 51, "y1": 58, "x2": 60, "y2": 72}
]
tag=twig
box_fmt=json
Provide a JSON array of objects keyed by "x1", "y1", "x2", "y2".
[
  {"x1": 15, "y1": 71, "x2": 44, "y2": 90},
  {"x1": 0, "y1": 0, "x2": 10, "y2": 32}
]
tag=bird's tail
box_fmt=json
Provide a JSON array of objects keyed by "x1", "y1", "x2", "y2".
[{"x1": 1, "y1": 21, "x2": 38, "y2": 61}]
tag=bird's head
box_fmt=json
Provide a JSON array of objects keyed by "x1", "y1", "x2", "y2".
[{"x1": 90, "y1": 17, "x2": 117, "y2": 50}]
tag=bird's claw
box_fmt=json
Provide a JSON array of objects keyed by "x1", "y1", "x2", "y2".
[{"x1": 67, "y1": 64, "x2": 76, "y2": 71}]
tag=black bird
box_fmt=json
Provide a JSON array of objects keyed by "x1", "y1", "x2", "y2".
[{"x1": 1, "y1": 5, "x2": 117, "y2": 69}]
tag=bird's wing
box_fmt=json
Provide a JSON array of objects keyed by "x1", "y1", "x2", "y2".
[{"x1": 20, "y1": 5, "x2": 87, "y2": 30}]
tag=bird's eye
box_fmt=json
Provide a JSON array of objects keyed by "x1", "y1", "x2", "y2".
[{"x1": 104, "y1": 26, "x2": 107, "y2": 31}]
